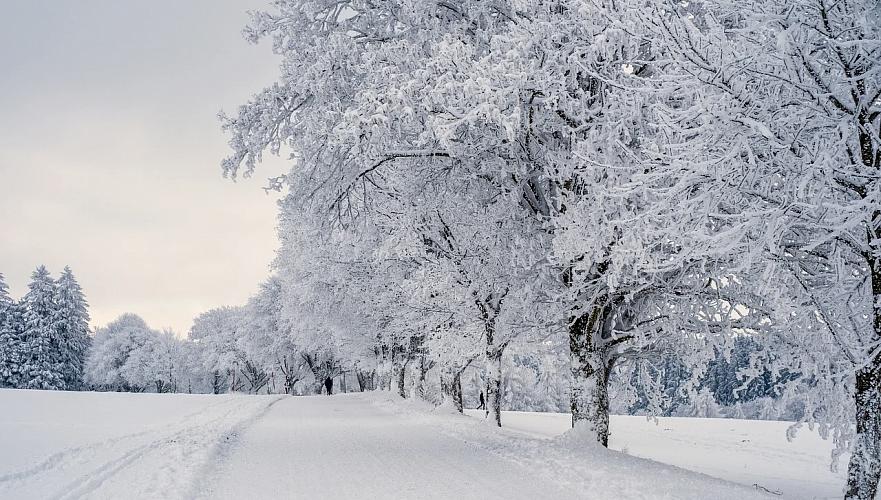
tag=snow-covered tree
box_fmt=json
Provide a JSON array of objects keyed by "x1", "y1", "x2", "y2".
[
  {"x1": 635, "y1": 0, "x2": 881, "y2": 496},
  {"x1": 53, "y1": 266, "x2": 90, "y2": 390},
  {"x1": 121, "y1": 329, "x2": 182, "y2": 393},
  {"x1": 238, "y1": 278, "x2": 296, "y2": 394},
  {"x1": 85, "y1": 313, "x2": 156, "y2": 392},
  {"x1": 215, "y1": 3, "x2": 881, "y2": 495},
  {"x1": 20, "y1": 266, "x2": 64, "y2": 390},
  {"x1": 189, "y1": 306, "x2": 248, "y2": 393},
  {"x1": 220, "y1": 0, "x2": 568, "y2": 426},
  {"x1": 0, "y1": 273, "x2": 24, "y2": 388}
]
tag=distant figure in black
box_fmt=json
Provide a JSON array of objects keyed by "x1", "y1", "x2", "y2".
[
  {"x1": 477, "y1": 391, "x2": 486, "y2": 410},
  {"x1": 324, "y1": 377, "x2": 333, "y2": 395}
]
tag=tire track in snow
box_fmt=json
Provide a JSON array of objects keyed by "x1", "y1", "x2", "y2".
[
  {"x1": 0, "y1": 395, "x2": 283, "y2": 500},
  {"x1": 0, "y1": 397, "x2": 237, "y2": 485},
  {"x1": 51, "y1": 397, "x2": 266, "y2": 500},
  {"x1": 187, "y1": 395, "x2": 287, "y2": 499}
]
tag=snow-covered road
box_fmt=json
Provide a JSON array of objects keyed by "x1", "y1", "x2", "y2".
[
  {"x1": 197, "y1": 393, "x2": 767, "y2": 500},
  {"x1": 197, "y1": 394, "x2": 579, "y2": 499},
  {"x1": 1, "y1": 390, "x2": 781, "y2": 499}
]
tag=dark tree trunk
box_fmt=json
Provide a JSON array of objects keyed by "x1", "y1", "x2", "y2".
[
  {"x1": 355, "y1": 369, "x2": 374, "y2": 392},
  {"x1": 242, "y1": 361, "x2": 269, "y2": 394},
  {"x1": 475, "y1": 291, "x2": 507, "y2": 427},
  {"x1": 440, "y1": 367, "x2": 465, "y2": 413},
  {"x1": 845, "y1": 360, "x2": 881, "y2": 499},
  {"x1": 486, "y1": 349, "x2": 503, "y2": 427},
  {"x1": 845, "y1": 251, "x2": 881, "y2": 499},
  {"x1": 569, "y1": 306, "x2": 614, "y2": 447},
  {"x1": 452, "y1": 370, "x2": 464, "y2": 413},
  {"x1": 284, "y1": 374, "x2": 298, "y2": 395},
  {"x1": 212, "y1": 371, "x2": 224, "y2": 395},
  {"x1": 227, "y1": 368, "x2": 246, "y2": 393},
  {"x1": 395, "y1": 362, "x2": 406, "y2": 398},
  {"x1": 415, "y1": 355, "x2": 428, "y2": 399},
  {"x1": 324, "y1": 377, "x2": 333, "y2": 395}
]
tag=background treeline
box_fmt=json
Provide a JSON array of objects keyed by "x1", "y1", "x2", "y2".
[
  {"x1": 0, "y1": 267, "x2": 794, "y2": 422},
  {"x1": 0, "y1": 268, "x2": 90, "y2": 391}
]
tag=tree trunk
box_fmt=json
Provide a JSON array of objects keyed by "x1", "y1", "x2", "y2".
[
  {"x1": 355, "y1": 369, "x2": 373, "y2": 392},
  {"x1": 570, "y1": 352, "x2": 612, "y2": 446},
  {"x1": 284, "y1": 376, "x2": 297, "y2": 395},
  {"x1": 415, "y1": 355, "x2": 428, "y2": 400},
  {"x1": 452, "y1": 370, "x2": 464, "y2": 413},
  {"x1": 229, "y1": 368, "x2": 238, "y2": 393},
  {"x1": 846, "y1": 255, "x2": 881, "y2": 499},
  {"x1": 569, "y1": 306, "x2": 613, "y2": 446},
  {"x1": 486, "y1": 349, "x2": 503, "y2": 427},
  {"x1": 440, "y1": 371, "x2": 454, "y2": 407},
  {"x1": 476, "y1": 292, "x2": 507, "y2": 427},
  {"x1": 440, "y1": 367, "x2": 465, "y2": 413},
  {"x1": 378, "y1": 346, "x2": 393, "y2": 391},
  {"x1": 212, "y1": 371, "x2": 223, "y2": 394},
  {"x1": 395, "y1": 362, "x2": 406, "y2": 398},
  {"x1": 845, "y1": 356, "x2": 881, "y2": 499},
  {"x1": 324, "y1": 377, "x2": 333, "y2": 395}
]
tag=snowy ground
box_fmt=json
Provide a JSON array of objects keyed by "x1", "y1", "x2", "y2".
[
  {"x1": 0, "y1": 390, "x2": 283, "y2": 499},
  {"x1": 0, "y1": 389, "x2": 848, "y2": 499},
  {"x1": 464, "y1": 410, "x2": 849, "y2": 500}
]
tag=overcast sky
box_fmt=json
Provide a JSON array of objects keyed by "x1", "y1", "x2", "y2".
[{"x1": 0, "y1": 1, "x2": 290, "y2": 334}]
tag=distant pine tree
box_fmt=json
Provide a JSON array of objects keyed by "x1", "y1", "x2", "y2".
[
  {"x1": 21, "y1": 266, "x2": 65, "y2": 390},
  {"x1": 54, "y1": 267, "x2": 91, "y2": 390},
  {"x1": 0, "y1": 273, "x2": 24, "y2": 388}
]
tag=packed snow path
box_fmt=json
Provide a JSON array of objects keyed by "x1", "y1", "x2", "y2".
[
  {"x1": 197, "y1": 393, "x2": 766, "y2": 500},
  {"x1": 197, "y1": 394, "x2": 578, "y2": 499},
  {"x1": 1, "y1": 390, "x2": 797, "y2": 499}
]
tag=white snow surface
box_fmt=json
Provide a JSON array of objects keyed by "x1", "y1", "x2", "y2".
[
  {"x1": 0, "y1": 389, "x2": 845, "y2": 499},
  {"x1": 0, "y1": 389, "x2": 283, "y2": 500},
  {"x1": 465, "y1": 409, "x2": 849, "y2": 499}
]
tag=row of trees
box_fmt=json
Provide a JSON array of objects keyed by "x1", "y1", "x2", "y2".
[
  {"x1": 0, "y1": 268, "x2": 785, "y2": 414},
  {"x1": 216, "y1": 0, "x2": 880, "y2": 498},
  {"x1": 84, "y1": 313, "x2": 196, "y2": 393},
  {"x1": 82, "y1": 304, "x2": 360, "y2": 397},
  {"x1": 85, "y1": 289, "x2": 789, "y2": 419},
  {"x1": 0, "y1": 267, "x2": 91, "y2": 391}
]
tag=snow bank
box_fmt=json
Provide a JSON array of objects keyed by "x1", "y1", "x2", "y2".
[
  {"x1": 468, "y1": 409, "x2": 848, "y2": 499},
  {"x1": 364, "y1": 392, "x2": 773, "y2": 500},
  {"x1": 0, "y1": 389, "x2": 283, "y2": 500}
]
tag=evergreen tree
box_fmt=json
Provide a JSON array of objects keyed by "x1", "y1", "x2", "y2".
[
  {"x1": 54, "y1": 266, "x2": 90, "y2": 390},
  {"x1": 20, "y1": 266, "x2": 64, "y2": 390},
  {"x1": 0, "y1": 273, "x2": 24, "y2": 388}
]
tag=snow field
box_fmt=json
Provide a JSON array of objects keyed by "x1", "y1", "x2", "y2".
[
  {"x1": 463, "y1": 409, "x2": 850, "y2": 499},
  {"x1": 0, "y1": 389, "x2": 282, "y2": 500},
  {"x1": 0, "y1": 389, "x2": 855, "y2": 499},
  {"x1": 364, "y1": 392, "x2": 770, "y2": 500}
]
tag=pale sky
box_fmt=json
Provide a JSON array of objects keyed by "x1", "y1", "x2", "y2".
[{"x1": 0, "y1": 1, "x2": 291, "y2": 334}]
